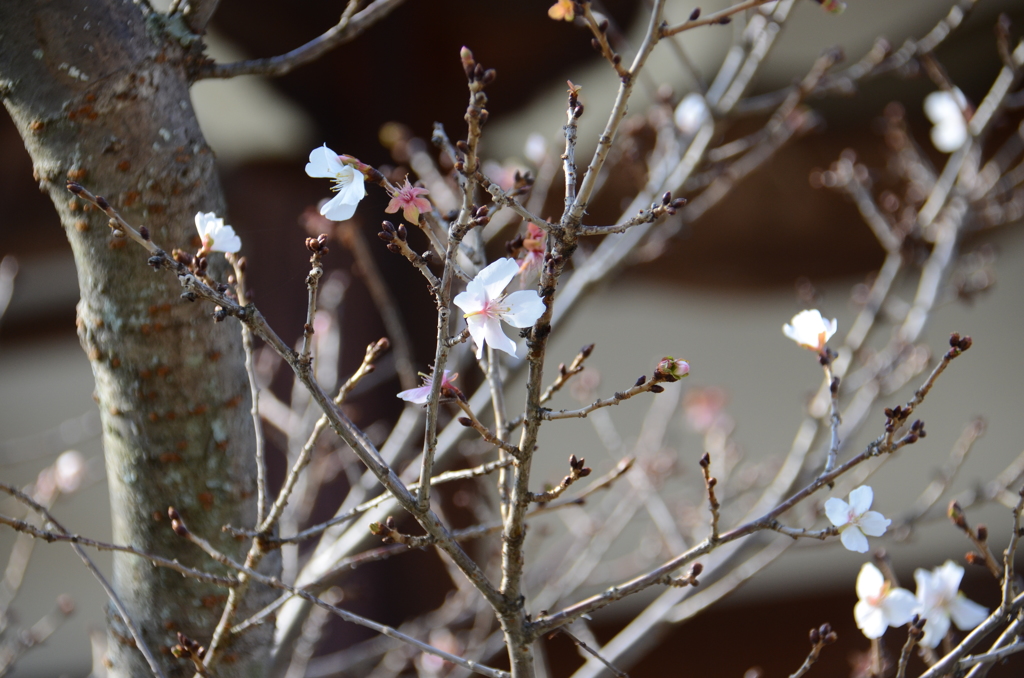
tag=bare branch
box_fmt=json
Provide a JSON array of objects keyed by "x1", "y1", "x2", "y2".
[{"x1": 196, "y1": 0, "x2": 406, "y2": 80}]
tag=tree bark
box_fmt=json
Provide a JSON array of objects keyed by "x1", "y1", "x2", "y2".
[{"x1": 0, "y1": 2, "x2": 274, "y2": 676}]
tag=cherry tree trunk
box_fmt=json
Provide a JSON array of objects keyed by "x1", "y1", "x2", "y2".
[{"x1": 0, "y1": 2, "x2": 273, "y2": 676}]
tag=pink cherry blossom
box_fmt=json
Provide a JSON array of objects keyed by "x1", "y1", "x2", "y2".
[
  {"x1": 386, "y1": 178, "x2": 431, "y2": 224},
  {"x1": 517, "y1": 222, "x2": 545, "y2": 285},
  {"x1": 454, "y1": 258, "x2": 545, "y2": 359}
]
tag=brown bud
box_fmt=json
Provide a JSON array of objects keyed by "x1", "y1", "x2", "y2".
[
  {"x1": 809, "y1": 627, "x2": 820, "y2": 645},
  {"x1": 396, "y1": 224, "x2": 407, "y2": 241},
  {"x1": 378, "y1": 230, "x2": 395, "y2": 242},
  {"x1": 949, "y1": 332, "x2": 961, "y2": 348},
  {"x1": 958, "y1": 335, "x2": 972, "y2": 351},
  {"x1": 67, "y1": 181, "x2": 84, "y2": 194},
  {"x1": 650, "y1": 384, "x2": 665, "y2": 393},
  {"x1": 689, "y1": 8, "x2": 701, "y2": 21},
  {"x1": 581, "y1": 343, "x2": 595, "y2": 357},
  {"x1": 167, "y1": 506, "x2": 180, "y2": 521},
  {"x1": 976, "y1": 524, "x2": 988, "y2": 541},
  {"x1": 171, "y1": 519, "x2": 188, "y2": 537},
  {"x1": 458, "y1": 417, "x2": 472, "y2": 427},
  {"x1": 699, "y1": 452, "x2": 711, "y2": 468},
  {"x1": 139, "y1": 225, "x2": 150, "y2": 240},
  {"x1": 691, "y1": 562, "x2": 704, "y2": 576},
  {"x1": 634, "y1": 375, "x2": 647, "y2": 387},
  {"x1": 96, "y1": 195, "x2": 110, "y2": 210},
  {"x1": 965, "y1": 551, "x2": 984, "y2": 566},
  {"x1": 481, "y1": 69, "x2": 497, "y2": 86},
  {"x1": 591, "y1": 38, "x2": 601, "y2": 51}
]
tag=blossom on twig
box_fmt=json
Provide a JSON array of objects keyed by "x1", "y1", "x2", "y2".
[
  {"x1": 397, "y1": 370, "x2": 460, "y2": 404},
  {"x1": 453, "y1": 258, "x2": 545, "y2": 358},
  {"x1": 386, "y1": 177, "x2": 431, "y2": 224},
  {"x1": 517, "y1": 222, "x2": 545, "y2": 285},
  {"x1": 195, "y1": 212, "x2": 241, "y2": 254},
  {"x1": 825, "y1": 485, "x2": 890, "y2": 553},
  {"x1": 548, "y1": 0, "x2": 575, "y2": 21},
  {"x1": 783, "y1": 309, "x2": 837, "y2": 352},
  {"x1": 924, "y1": 89, "x2": 969, "y2": 153},
  {"x1": 854, "y1": 563, "x2": 917, "y2": 639},
  {"x1": 305, "y1": 144, "x2": 366, "y2": 222},
  {"x1": 914, "y1": 560, "x2": 988, "y2": 648}
]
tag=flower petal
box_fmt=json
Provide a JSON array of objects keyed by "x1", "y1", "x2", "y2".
[
  {"x1": 824, "y1": 497, "x2": 851, "y2": 527},
  {"x1": 949, "y1": 595, "x2": 988, "y2": 631},
  {"x1": 475, "y1": 258, "x2": 520, "y2": 300},
  {"x1": 919, "y1": 610, "x2": 951, "y2": 649},
  {"x1": 454, "y1": 287, "x2": 486, "y2": 316},
  {"x1": 848, "y1": 485, "x2": 874, "y2": 515},
  {"x1": 306, "y1": 144, "x2": 341, "y2": 178},
  {"x1": 858, "y1": 510, "x2": 890, "y2": 537},
  {"x1": 856, "y1": 563, "x2": 885, "y2": 601},
  {"x1": 321, "y1": 193, "x2": 358, "y2": 222},
  {"x1": 881, "y1": 588, "x2": 918, "y2": 628},
  {"x1": 211, "y1": 225, "x2": 242, "y2": 253},
  {"x1": 840, "y1": 526, "x2": 869, "y2": 553},
  {"x1": 500, "y1": 290, "x2": 545, "y2": 327},
  {"x1": 337, "y1": 166, "x2": 366, "y2": 204},
  {"x1": 855, "y1": 601, "x2": 888, "y2": 639},
  {"x1": 475, "y1": 315, "x2": 518, "y2": 358},
  {"x1": 931, "y1": 122, "x2": 967, "y2": 153},
  {"x1": 397, "y1": 385, "x2": 431, "y2": 404}
]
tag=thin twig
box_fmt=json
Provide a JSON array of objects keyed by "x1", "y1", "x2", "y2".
[
  {"x1": 168, "y1": 513, "x2": 509, "y2": 678},
  {"x1": 555, "y1": 628, "x2": 629, "y2": 678},
  {"x1": 196, "y1": 0, "x2": 406, "y2": 79},
  {"x1": 1, "y1": 486, "x2": 168, "y2": 678},
  {"x1": 662, "y1": 0, "x2": 778, "y2": 37}
]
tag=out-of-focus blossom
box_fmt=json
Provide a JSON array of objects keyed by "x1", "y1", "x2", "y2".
[
  {"x1": 817, "y1": 0, "x2": 847, "y2": 14},
  {"x1": 548, "y1": 0, "x2": 575, "y2": 21},
  {"x1": 783, "y1": 309, "x2": 837, "y2": 352},
  {"x1": 54, "y1": 450, "x2": 86, "y2": 494},
  {"x1": 454, "y1": 258, "x2": 545, "y2": 358},
  {"x1": 195, "y1": 212, "x2": 241, "y2": 254},
  {"x1": 825, "y1": 485, "x2": 890, "y2": 553},
  {"x1": 398, "y1": 370, "x2": 460, "y2": 404},
  {"x1": 854, "y1": 563, "x2": 917, "y2": 639},
  {"x1": 524, "y1": 133, "x2": 548, "y2": 165},
  {"x1": 386, "y1": 178, "x2": 431, "y2": 224},
  {"x1": 914, "y1": 560, "x2": 988, "y2": 648},
  {"x1": 674, "y1": 93, "x2": 710, "y2": 135},
  {"x1": 517, "y1": 222, "x2": 546, "y2": 285},
  {"x1": 924, "y1": 89, "x2": 969, "y2": 153},
  {"x1": 683, "y1": 387, "x2": 728, "y2": 434},
  {"x1": 305, "y1": 144, "x2": 366, "y2": 221}
]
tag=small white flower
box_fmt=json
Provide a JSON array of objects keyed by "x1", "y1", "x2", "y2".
[
  {"x1": 305, "y1": 144, "x2": 366, "y2": 221},
  {"x1": 453, "y1": 258, "x2": 545, "y2": 358},
  {"x1": 924, "y1": 89, "x2": 968, "y2": 153},
  {"x1": 195, "y1": 212, "x2": 241, "y2": 254},
  {"x1": 54, "y1": 450, "x2": 86, "y2": 494},
  {"x1": 783, "y1": 309, "x2": 837, "y2": 352},
  {"x1": 854, "y1": 563, "x2": 917, "y2": 639},
  {"x1": 825, "y1": 485, "x2": 890, "y2": 553},
  {"x1": 674, "y1": 93, "x2": 710, "y2": 136},
  {"x1": 914, "y1": 560, "x2": 988, "y2": 648}
]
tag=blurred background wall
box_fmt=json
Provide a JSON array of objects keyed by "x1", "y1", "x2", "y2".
[{"x1": 2, "y1": 1, "x2": 1023, "y2": 676}]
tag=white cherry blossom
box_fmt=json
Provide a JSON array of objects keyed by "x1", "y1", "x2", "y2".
[
  {"x1": 674, "y1": 93, "x2": 710, "y2": 136},
  {"x1": 783, "y1": 309, "x2": 837, "y2": 352},
  {"x1": 924, "y1": 89, "x2": 969, "y2": 153},
  {"x1": 195, "y1": 212, "x2": 241, "y2": 254},
  {"x1": 305, "y1": 144, "x2": 366, "y2": 221},
  {"x1": 914, "y1": 560, "x2": 988, "y2": 648},
  {"x1": 825, "y1": 485, "x2": 890, "y2": 553},
  {"x1": 453, "y1": 258, "x2": 545, "y2": 358},
  {"x1": 854, "y1": 563, "x2": 917, "y2": 639}
]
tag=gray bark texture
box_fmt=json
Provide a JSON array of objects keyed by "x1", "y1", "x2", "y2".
[{"x1": 0, "y1": 2, "x2": 275, "y2": 676}]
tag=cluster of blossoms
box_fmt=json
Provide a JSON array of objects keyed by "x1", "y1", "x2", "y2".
[{"x1": 855, "y1": 560, "x2": 988, "y2": 646}]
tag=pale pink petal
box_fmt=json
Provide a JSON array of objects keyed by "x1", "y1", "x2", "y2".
[
  {"x1": 500, "y1": 290, "x2": 545, "y2": 327},
  {"x1": 397, "y1": 385, "x2": 432, "y2": 404},
  {"x1": 824, "y1": 497, "x2": 851, "y2": 527},
  {"x1": 453, "y1": 287, "x2": 485, "y2": 316},
  {"x1": 848, "y1": 485, "x2": 874, "y2": 515},
  {"x1": 473, "y1": 315, "x2": 518, "y2": 358},
  {"x1": 840, "y1": 527, "x2": 869, "y2": 553},
  {"x1": 858, "y1": 510, "x2": 890, "y2": 537}
]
